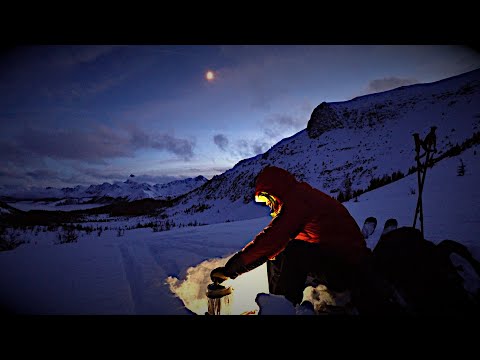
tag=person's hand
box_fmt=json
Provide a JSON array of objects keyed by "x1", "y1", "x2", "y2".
[{"x1": 210, "y1": 267, "x2": 230, "y2": 284}]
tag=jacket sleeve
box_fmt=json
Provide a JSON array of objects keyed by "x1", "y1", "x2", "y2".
[{"x1": 224, "y1": 204, "x2": 306, "y2": 278}]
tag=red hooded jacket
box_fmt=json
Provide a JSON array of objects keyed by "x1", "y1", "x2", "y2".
[{"x1": 224, "y1": 166, "x2": 370, "y2": 277}]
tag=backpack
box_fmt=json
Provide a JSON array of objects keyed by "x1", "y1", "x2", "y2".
[{"x1": 372, "y1": 227, "x2": 480, "y2": 315}]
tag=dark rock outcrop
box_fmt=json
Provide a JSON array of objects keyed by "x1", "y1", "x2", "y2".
[{"x1": 307, "y1": 102, "x2": 343, "y2": 139}]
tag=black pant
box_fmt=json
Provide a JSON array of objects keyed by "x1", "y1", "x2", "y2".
[
  {"x1": 267, "y1": 240, "x2": 355, "y2": 305},
  {"x1": 267, "y1": 240, "x2": 401, "y2": 314}
]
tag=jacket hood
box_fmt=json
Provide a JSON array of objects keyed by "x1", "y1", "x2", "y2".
[{"x1": 254, "y1": 166, "x2": 298, "y2": 202}]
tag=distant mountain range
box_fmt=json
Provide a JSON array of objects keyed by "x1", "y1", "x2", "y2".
[{"x1": 1, "y1": 175, "x2": 208, "y2": 202}]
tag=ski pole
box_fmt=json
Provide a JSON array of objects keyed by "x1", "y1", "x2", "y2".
[
  {"x1": 413, "y1": 147, "x2": 423, "y2": 229},
  {"x1": 414, "y1": 150, "x2": 432, "y2": 237}
]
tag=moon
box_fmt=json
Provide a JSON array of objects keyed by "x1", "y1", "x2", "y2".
[{"x1": 205, "y1": 70, "x2": 215, "y2": 81}]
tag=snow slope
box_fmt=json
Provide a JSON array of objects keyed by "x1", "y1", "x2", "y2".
[{"x1": 162, "y1": 68, "x2": 480, "y2": 226}]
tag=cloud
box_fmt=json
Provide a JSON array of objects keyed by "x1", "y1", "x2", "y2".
[
  {"x1": 236, "y1": 139, "x2": 250, "y2": 157},
  {"x1": 0, "y1": 167, "x2": 22, "y2": 178},
  {"x1": 263, "y1": 113, "x2": 306, "y2": 139},
  {"x1": 16, "y1": 126, "x2": 129, "y2": 164},
  {"x1": 12, "y1": 125, "x2": 195, "y2": 164},
  {"x1": 226, "y1": 112, "x2": 308, "y2": 160},
  {"x1": 252, "y1": 139, "x2": 270, "y2": 155},
  {"x1": 0, "y1": 165, "x2": 82, "y2": 188},
  {"x1": 367, "y1": 77, "x2": 420, "y2": 93},
  {"x1": 268, "y1": 114, "x2": 300, "y2": 127},
  {"x1": 151, "y1": 134, "x2": 194, "y2": 160},
  {"x1": 0, "y1": 140, "x2": 35, "y2": 166},
  {"x1": 213, "y1": 134, "x2": 229, "y2": 151},
  {"x1": 25, "y1": 169, "x2": 61, "y2": 180},
  {"x1": 80, "y1": 168, "x2": 127, "y2": 182},
  {"x1": 23, "y1": 168, "x2": 92, "y2": 187},
  {"x1": 224, "y1": 138, "x2": 271, "y2": 160}
]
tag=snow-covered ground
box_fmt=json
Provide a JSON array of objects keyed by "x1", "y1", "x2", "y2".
[
  {"x1": 0, "y1": 145, "x2": 479, "y2": 315},
  {"x1": 347, "y1": 147, "x2": 480, "y2": 257}
]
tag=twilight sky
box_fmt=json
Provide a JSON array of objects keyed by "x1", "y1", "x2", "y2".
[{"x1": 1, "y1": 45, "x2": 480, "y2": 189}]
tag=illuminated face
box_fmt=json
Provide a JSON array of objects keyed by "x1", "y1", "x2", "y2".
[
  {"x1": 255, "y1": 192, "x2": 280, "y2": 217},
  {"x1": 255, "y1": 193, "x2": 270, "y2": 204}
]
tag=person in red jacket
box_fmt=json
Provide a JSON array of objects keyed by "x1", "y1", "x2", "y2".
[{"x1": 210, "y1": 165, "x2": 398, "y2": 314}]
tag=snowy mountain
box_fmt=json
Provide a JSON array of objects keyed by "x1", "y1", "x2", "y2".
[
  {"x1": 152, "y1": 176, "x2": 211, "y2": 200},
  {"x1": 165, "y1": 68, "x2": 480, "y2": 226},
  {"x1": 0, "y1": 201, "x2": 22, "y2": 216},
  {"x1": 2, "y1": 175, "x2": 208, "y2": 203}
]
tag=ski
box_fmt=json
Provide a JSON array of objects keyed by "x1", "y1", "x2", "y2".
[
  {"x1": 361, "y1": 216, "x2": 377, "y2": 239},
  {"x1": 381, "y1": 218, "x2": 398, "y2": 237}
]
